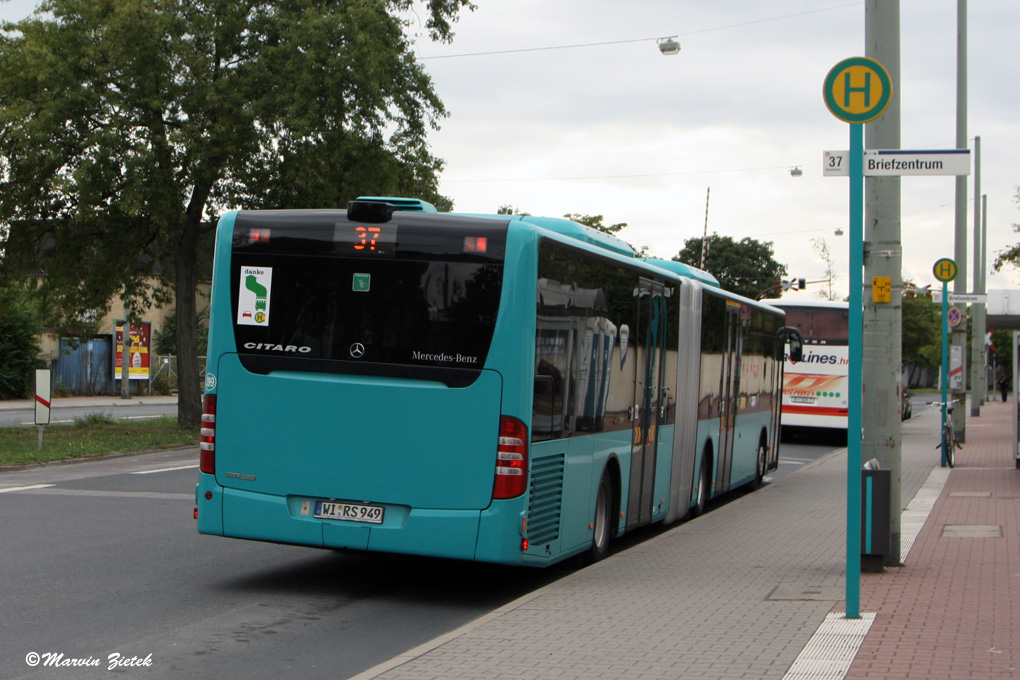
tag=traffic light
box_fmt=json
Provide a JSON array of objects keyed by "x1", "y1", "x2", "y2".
[{"x1": 779, "y1": 278, "x2": 806, "y2": 292}]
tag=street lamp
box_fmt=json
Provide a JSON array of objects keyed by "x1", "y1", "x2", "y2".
[{"x1": 657, "y1": 36, "x2": 680, "y2": 56}]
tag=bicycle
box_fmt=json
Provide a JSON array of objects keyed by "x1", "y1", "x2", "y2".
[{"x1": 927, "y1": 400, "x2": 962, "y2": 467}]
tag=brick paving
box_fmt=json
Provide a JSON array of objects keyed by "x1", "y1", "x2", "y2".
[{"x1": 845, "y1": 399, "x2": 1019, "y2": 680}]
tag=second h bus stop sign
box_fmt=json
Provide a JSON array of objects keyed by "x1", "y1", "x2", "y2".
[
  {"x1": 824, "y1": 57, "x2": 892, "y2": 124},
  {"x1": 933, "y1": 257, "x2": 958, "y2": 283}
]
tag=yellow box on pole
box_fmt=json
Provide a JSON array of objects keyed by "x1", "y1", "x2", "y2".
[{"x1": 872, "y1": 276, "x2": 892, "y2": 303}]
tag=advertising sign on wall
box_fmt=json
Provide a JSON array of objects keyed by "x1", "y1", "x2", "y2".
[{"x1": 114, "y1": 321, "x2": 151, "y2": 380}]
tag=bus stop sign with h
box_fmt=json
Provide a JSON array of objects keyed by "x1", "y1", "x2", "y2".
[
  {"x1": 823, "y1": 56, "x2": 892, "y2": 621},
  {"x1": 933, "y1": 258, "x2": 959, "y2": 469}
]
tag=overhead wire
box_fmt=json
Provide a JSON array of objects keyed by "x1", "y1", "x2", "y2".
[{"x1": 417, "y1": 2, "x2": 862, "y2": 60}]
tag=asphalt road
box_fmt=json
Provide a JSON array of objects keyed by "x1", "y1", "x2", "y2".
[
  {"x1": 0, "y1": 440, "x2": 838, "y2": 680},
  {"x1": 0, "y1": 448, "x2": 571, "y2": 680}
]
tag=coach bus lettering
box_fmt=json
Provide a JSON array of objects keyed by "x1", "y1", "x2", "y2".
[
  {"x1": 772, "y1": 301, "x2": 850, "y2": 432},
  {"x1": 242, "y1": 342, "x2": 311, "y2": 353}
]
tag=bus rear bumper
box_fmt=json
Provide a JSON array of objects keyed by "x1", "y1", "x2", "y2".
[
  {"x1": 195, "y1": 474, "x2": 224, "y2": 536},
  {"x1": 195, "y1": 473, "x2": 527, "y2": 565}
]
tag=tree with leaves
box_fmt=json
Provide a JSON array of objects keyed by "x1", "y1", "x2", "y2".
[
  {"x1": 901, "y1": 286, "x2": 941, "y2": 388},
  {"x1": 0, "y1": 0, "x2": 472, "y2": 426},
  {"x1": 810, "y1": 237, "x2": 840, "y2": 301},
  {"x1": 563, "y1": 214, "x2": 627, "y2": 236},
  {"x1": 993, "y1": 186, "x2": 1020, "y2": 273},
  {"x1": 673, "y1": 234, "x2": 787, "y2": 300},
  {"x1": 989, "y1": 328, "x2": 1013, "y2": 396},
  {"x1": 0, "y1": 284, "x2": 41, "y2": 399}
]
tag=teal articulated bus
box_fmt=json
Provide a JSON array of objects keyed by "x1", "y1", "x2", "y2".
[{"x1": 196, "y1": 198, "x2": 801, "y2": 566}]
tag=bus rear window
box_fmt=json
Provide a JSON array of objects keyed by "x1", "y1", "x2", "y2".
[
  {"x1": 782, "y1": 307, "x2": 849, "y2": 343},
  {"x1": 230, "y1": 210, "x2": 508, "y2": 386}
]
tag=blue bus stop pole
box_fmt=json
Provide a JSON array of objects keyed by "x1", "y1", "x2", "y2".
[
  {"x1": 846, "y1": 122, "x2": 863, "y2": 620},
  {"x1": 941, "y1": 281, "x2": 949, "y2": 467}
]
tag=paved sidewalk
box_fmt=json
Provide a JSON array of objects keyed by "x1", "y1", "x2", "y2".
[
  {"x1": 349, "y1": 400, "x2": 1017, "y2": 680},
  {"x1": 0, "y1": 394, "x2": 178, "y2": 412},
  {"x1": 846, "y1": 400, "x2": 1019, "y2": 679}
]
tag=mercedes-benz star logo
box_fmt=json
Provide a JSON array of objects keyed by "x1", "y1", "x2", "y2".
[{"x1": 349, "y1": 343, "x2": 366, "y2": 359}]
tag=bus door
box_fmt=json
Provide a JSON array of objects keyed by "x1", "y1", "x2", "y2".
[
  {"x1": 717, "y1": 301, "x2": 745, "y2": 494},
  {"x1": 627, "y1": 278, "x2": 667, "y2": 529}
]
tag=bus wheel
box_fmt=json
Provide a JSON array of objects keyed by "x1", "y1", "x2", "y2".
[
  {"x1": 753, "y1": 436, "x2": 768, "y2": 489},
  {"x1": 585, "y1": 472, "x2": 613, "y2": 564},
  {"x1": 692, "y1": 457, "x2": 710, "y2": 517}
]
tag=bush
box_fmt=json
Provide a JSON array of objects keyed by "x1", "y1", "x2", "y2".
[
  {"x1": 74, "y1": 411, "x2": 115, "y2": 426},
  {"x1": 150, "y1": 370, "x2": 177, "y2": 396},
  {"x1": 0, "y1": 285, "x2": 41, "y2": 399}
]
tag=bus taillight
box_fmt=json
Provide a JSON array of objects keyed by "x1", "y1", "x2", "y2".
[
  {"x1": 200, "y1": 394, "x2": 216, "y2": 474},
  {"x1": 493, "y1": 416, "x2": 528, "y2": 499}
]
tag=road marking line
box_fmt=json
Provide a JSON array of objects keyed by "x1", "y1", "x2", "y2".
[
  {"x1": 131, "y1": 464, "x2": 199, "y2": 475},
  {"x1": 0, "y1": 484, "x2": 56, "y2": 493},
  {"x1": 13, "y1": 488, "x2": 192, "y2": 500}
]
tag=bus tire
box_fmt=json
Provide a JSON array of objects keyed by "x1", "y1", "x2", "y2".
[
  {"x1": 752, "y1": 434, "x2": 768, "y2": 489},
  {"x1": 692, "y1": 453, "x2": 711, "y2": 518},
  {"x1": 585, "y1": 471, "x2": 613, "y2": 564}
]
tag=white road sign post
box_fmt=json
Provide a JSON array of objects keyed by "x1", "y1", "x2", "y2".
[{"x1": 35, "y1": 368, "x2": 51, "y2": 451}]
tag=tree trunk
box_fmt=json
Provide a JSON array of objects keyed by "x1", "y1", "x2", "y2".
[
  {"x1": 175, "y1": 220, "x2": 201, "y2": 429},
  {"x1": 120, "y1": 300, "x2": 132, "y2": 399}
]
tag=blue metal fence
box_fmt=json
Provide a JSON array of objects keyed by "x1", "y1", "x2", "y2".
[{"x1": 53, "y1": 337, "x2": 113, "y2": 395}]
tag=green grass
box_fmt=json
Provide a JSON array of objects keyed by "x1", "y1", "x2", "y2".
[{"x1": 0, "y1": 416, "x2": 198, "y2": 467}]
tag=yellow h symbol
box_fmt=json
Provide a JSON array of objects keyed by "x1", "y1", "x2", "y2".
[{"x1": 843, "y1": 70, "x2": 872, "y2": 108}]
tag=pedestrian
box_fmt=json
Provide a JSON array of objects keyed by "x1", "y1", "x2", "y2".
[{"x1": 998, "y1": 373, "x2": 1010, "y2": 402}]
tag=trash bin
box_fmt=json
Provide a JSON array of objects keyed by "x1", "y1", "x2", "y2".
[{"x1": 861, "y1": 460, "x2": 891, "y2": 572}]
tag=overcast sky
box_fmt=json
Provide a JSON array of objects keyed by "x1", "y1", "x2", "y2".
[
  {"x1": 2, "y1": 0, "x2": 1017, "y2": 299},
  {"x1": 409, "y1": 0, "x2": 1020, "y2": 298}
]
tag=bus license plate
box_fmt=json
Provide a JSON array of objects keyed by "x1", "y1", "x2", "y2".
[
  {"x1": 790, "y1": 396, "x2": 816, "y2": 404},
  {"x1": 314, "y1": 500, "x2": 385, "y2": 524}
]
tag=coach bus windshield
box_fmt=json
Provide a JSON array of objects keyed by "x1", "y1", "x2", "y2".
[{"x1": 229, "y1": 210, "x2": 508, "y2": 387}]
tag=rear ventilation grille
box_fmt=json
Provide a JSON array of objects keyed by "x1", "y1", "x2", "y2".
[{"x1": 526, "y1": 454, "x2": 565, "y2": 546}]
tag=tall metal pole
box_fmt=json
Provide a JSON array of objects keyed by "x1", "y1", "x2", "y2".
[
  {"x1": 847, "y1": 121, "x2": 864, "y2": 618},
  {"x1": 863, "y1": 0, "x2": 902, "y2": 567},
  {"x1": 701, "y1": 187, "x2": 710, "y2": 270},
  {"x1": 952, "y1": 0, "x2": 969, "y2": 438},
  {"x1": 971, "y1": 136, "x2": 985, "y2": 413},
  {"x1": 941, "y1": 280, "x2": 950, "y2": 466},
  {"x1": 983, "y1": 194, "x2": 988, "y2": 395}
]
